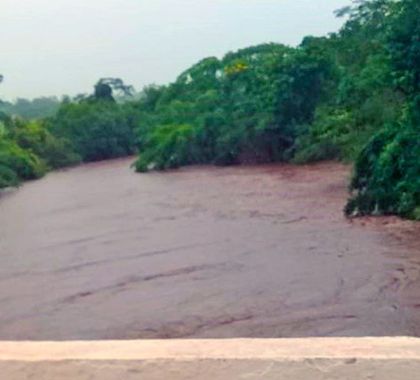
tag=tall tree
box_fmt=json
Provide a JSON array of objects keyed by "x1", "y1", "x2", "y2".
[{"x1": 94, "y1": 78, "x2": 135, "y2": 101}]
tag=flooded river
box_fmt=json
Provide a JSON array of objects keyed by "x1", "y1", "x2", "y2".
[{"x1": 0, "y1": 158, "x2": 419, "y2": 340}]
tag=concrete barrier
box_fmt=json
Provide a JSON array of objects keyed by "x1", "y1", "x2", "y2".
[{"x1": 1, "y1": 338, "x2": 420, "y2": 379}]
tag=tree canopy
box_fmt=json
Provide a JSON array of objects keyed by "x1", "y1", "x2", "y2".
[
  {"x1": 131, "y1": 0, "x2": 419, "y2": 219},
  {"x1": 1, "y1": 0, "x2": 418, "y2": 219}
]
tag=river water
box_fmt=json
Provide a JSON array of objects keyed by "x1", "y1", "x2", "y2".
[{"x1": 0, "y1": 158, "x2": 419, "y2": 340}]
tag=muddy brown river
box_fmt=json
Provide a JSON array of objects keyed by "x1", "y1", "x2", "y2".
[{"x1": 0, "y1": 158, "x2": 419, "y2": 340}]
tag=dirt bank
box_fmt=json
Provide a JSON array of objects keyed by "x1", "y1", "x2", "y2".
[{"x1": 0, "y1": 158, "x2": 419, "y2": 339}]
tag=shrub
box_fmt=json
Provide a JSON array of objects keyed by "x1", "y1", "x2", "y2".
[
  {"x1": 0, "y1": 164, "x2": 19, "y2": 188},
  {"x1": 0, "y1": 140, "x2": 46, "y2": 182},
  {"x1": 8, "y1": 119, "x2": 80, "y2": 169},
  {"x1": 345, "y1": 123, "x2": 420, "y2": 219},
  {"x1": 135, "y1": 124, "x2": 198, "y2": 172},
  {"x1": 52, "y1": 101, "x2": 136, "y2": 162}
]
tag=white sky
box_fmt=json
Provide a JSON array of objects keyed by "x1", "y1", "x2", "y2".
[{"x1": 0, "y1": 0, "x2": 349, "y2": 100}]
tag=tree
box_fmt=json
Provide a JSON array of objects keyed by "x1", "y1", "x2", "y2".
[
  {"x1": 94, "y1": 78, "x2": 135, "y2": 101},
  {"x1": 0, "y1": 97, "x2": 60, "y2": 119},
  {"x1": 344, "y1": 0, "x2": 420, "y2": 219},
  {"x1": 51, "y1": 100, "x2": 137, "y2": 162},
  {"x1": 133, "y1": 43, "x2": 334, "y2": 170}
]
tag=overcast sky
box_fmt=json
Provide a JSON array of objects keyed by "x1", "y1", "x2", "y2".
[{"x1": 0, "y1": 0, "x2": 349, "y2": 100}]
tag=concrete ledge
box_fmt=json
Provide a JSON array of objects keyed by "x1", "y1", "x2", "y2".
[{"x1": 1, "y1": 338, "x2": 420, "y2": 379}]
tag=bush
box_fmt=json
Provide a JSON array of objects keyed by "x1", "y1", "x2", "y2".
[
  {"x1": 345, "y1": 123, "x2": 420, "y2": 219},
  {"x1": 0, "y1": 140, "x2": 46, "y2": 182},
  {"x1": 135, "y1": 124, "x2": 198, "y2": 172},
  {"x1": 0, "y1": 163, "x2": 19, "y2": 188},
  {"x1": 52, "y1": 101, "x2": 136, "y2": 162},
  {"x1": 8, "y1": 119, "x2": 80, "y2": 169}
]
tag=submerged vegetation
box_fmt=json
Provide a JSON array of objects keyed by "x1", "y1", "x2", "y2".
[{"x1": 0, "y1": 0, "x2": 418, "y2": 219}]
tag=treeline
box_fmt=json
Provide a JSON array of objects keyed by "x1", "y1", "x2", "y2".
[
  {"x1": 0, "y1": 78, "x2": 138, "y2": 188},
  {"x1": 0, "y1": 0, "x2": 418, "y2": 220},
  {"x1": 132, "y1": 0, "x2": 419, "y2": 219},
  {"x1": 0, "y1": 97, "x2": 60, "y2": 119}
]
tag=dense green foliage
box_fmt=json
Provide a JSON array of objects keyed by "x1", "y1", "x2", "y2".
[
  {"x1": 51, "y1": 100, "x2": 137, "y2": 162},
  {"x1": 1, "y1": 1, "x2": 418, "y2": 219},
  {"x1": 344, "y1": 0, "x2": 420, "y2": 219},
  {"x1": 346, "y1": 121, "x2": 419, "y2": 219},
  {"x1": 0, "y1": 78, "x2": 137, "y2": 188},
  {"x1": 0, "y1": 114, "x2": 46, "y2": 188},
  {"x1": 0, "y1": 111, "x2": 80, "y2": 188},
  {"x1": 134, "y1": 43, "x2": 333, "y2": 171},
  {"x1": 132, "y1": 0, "x2": 419, "y2": 219},
  {"x1": 0, "y1": 97, "x2": 60, "y2": 119}
]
